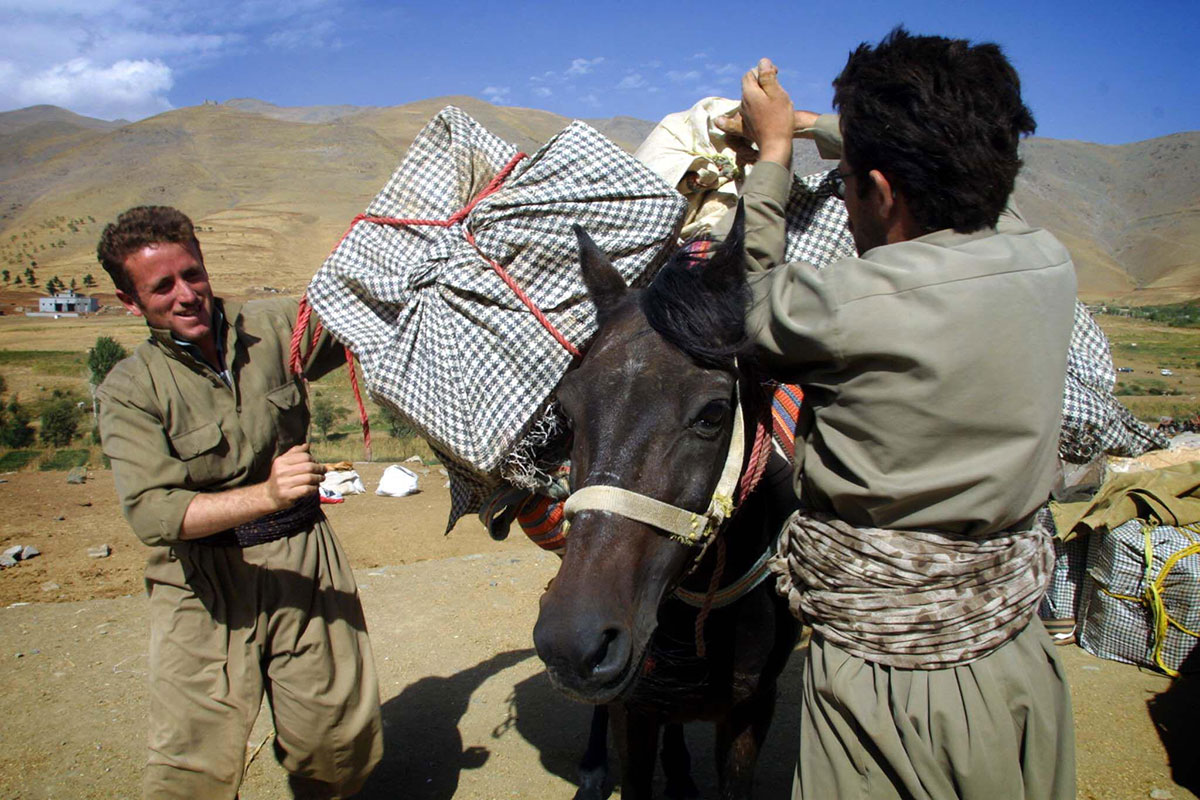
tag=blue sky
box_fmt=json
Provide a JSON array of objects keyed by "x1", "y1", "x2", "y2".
[{"x1": 0, "y1": 0, "x2": 1195, "y2": 144}]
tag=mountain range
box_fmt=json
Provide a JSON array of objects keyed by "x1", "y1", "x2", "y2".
[{"x1": 0, "y1": 98, "x2": 1195, "y2": 304}]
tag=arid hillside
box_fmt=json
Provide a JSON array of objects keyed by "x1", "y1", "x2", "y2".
[{"x1": 0, "y1": 99, "x2": 1196, "y2": 305}]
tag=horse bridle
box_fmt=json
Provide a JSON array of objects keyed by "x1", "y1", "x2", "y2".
[{"x1": 561, "y1": 381, "x2": 746, "y2": 549}]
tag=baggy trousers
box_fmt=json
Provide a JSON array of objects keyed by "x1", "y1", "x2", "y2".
[
  {"x1": 792, "y1": 617, "x2": 1075, "y2": 800},
  {"x1": 142, "y1": 522, "x2": 383, "y2": 799}
]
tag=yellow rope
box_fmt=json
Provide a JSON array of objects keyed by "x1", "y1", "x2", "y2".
[{"x1": 1142, "y1": 522, "x2": 1199, "y2": 677}]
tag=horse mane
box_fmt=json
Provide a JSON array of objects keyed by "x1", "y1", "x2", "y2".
[{"x1": 640, "y1": 235, "x2": 752, "y2": 370}]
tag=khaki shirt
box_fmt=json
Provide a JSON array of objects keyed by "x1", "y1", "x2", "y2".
[
  {"x1": 97, "y1": 298, "x2": 345, "y2": 546},
  {"x1": 743, "y1": 121, "x2": 1077, "y2": 536}
]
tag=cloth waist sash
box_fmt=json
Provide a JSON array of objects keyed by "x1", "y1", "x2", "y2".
[
  {"x1": 198, "y1": 494, "x2": 322, "y2": 547},
  {"x1": 768, "y1": 511, "x2": 1053, "y2": 669}
]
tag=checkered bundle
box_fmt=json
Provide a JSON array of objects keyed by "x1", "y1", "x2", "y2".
[
  {"x1": 306, "y1": 107, "x2": 686, "y2": 521},
  {"x1": 785, "y1": 171, "x2": 857, "y2": 266},
  {"x1": 1078, "y1": 520, "x2": 1200, "y2": 675}
]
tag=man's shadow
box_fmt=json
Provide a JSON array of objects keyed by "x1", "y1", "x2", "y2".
[{"x1": 1147, "y1": 646, "x2": 1200, "y2": 794}]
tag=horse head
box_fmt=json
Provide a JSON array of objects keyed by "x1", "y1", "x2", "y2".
[{"x1": 533, "y1": 208, "x2": 752, "y2": 704}]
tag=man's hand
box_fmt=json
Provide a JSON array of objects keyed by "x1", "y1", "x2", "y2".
[
  {"x1": 264, "y1": 443, "x2": 325, "y2": 511},
  {"x1": 179, "y1": 442, "x2": 325, "y2": 540},
  {"x1": 718, "y1": 108, "x2": 822, "y2": 142},
  {"x1": 714, "y1": 58, "x2": 795, "y2": 167}
]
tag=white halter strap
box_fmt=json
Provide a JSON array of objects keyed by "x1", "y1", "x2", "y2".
[{"x1": 562, "y1": 384, "x2": 745, "y2": 547}]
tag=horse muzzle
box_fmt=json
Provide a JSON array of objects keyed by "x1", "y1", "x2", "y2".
[{"x1": 533, "y1": 594, "x2": 639, "y2": 704}]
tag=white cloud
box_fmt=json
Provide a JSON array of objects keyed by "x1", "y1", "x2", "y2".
[
  {"x1": 578, "y1": 92, "x2": 600, "y2": 107},
  {"x1": 666, "y1": 70, "x2": 700, "y2": 83},
  {"x1": 532, "y1": 86, "x2": 552, "y2": 98},
  {"x1": 616, "y1": 73, "x2": 646, "y2": 90},
  {"x1": 12, "y1": 58, "x2": 173, "y2": 119},
  {"x1": 567, "y1": 57, "x2": 604, "y2": 76},
  {"x1": 265, "y1": 20, "x2": 341, "y2": 50},
  {"x1": 0, "y1": 0, "x2": 344, "y2": 119},
  {"x1": 482, "y1": 85, "x2": 510, "y2": 103},
  {"x1": 708, "y1": 62, "x2": 741, "y2": 76}
]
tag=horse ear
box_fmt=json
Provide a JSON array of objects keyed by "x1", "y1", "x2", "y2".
[
  {"x1": 703, "y1": 200, "x2": 747, "y2": 291},
  {"x1": 574, "y1": 225, "x2": 627, "y2": 315}
]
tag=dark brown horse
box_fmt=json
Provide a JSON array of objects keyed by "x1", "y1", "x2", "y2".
[{"x1": 533, "y1": 210, "x2": 800, "y2": 799}]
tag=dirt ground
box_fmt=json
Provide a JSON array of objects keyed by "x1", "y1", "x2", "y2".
[{"x1": 1, "y1": 464, "x2": 1197, "y2": 799}]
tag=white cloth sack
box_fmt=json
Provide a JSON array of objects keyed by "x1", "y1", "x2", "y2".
[
  {"x1": 376, "y1": 465, "x2": 420, "y2": 497},
  {"x1": 321, "y1": 469, "x2": 366, "y2": 496},
  {"x1": 634, "y1": 96, "x2": 743, "y2": 239}
]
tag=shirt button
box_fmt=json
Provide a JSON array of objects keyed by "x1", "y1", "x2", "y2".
[{"x1": 236, "y1": 405, "x2": 242, "y2": 412}]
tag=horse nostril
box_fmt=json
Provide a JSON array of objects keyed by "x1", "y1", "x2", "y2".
[
  {"x1": 588, "y1": 626, "x2": 632, "y2": 683},
  {"x1": 589, "y1": 627, "x2": 620, "y2": 675}
]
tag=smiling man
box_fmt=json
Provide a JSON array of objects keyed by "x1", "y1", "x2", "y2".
[
  {"x1": 718, "y1": 29, "x2": 1077, "y2": 800},
  {"x1": 95, "y1": 206, "x2": 382, "y2": 799}
]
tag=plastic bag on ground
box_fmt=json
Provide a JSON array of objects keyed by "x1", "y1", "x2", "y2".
[{"x1": 376, "y1": 465, "x2": 420, "y2": 497}]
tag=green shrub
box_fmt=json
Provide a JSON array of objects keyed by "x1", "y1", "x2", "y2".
[
  {"x1": 39, "y1": 395, "x2": 81, "y2": 446},
  {"x1": 88, "y1": 336, "x2": 127, "y2": 386},
  {"x1": 311, "y1": 396, "x2": 348, "y2": 441},
  {"x1": 0, "y1": 397, "x2": 35, "y2": 448}
]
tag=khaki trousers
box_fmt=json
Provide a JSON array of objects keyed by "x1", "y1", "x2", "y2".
[
  {"x1": 142, "y1": 522, "x2": 382, "y2": 799},
  {"x1": 793, "y1": 617, "x2": 1075, "y2": 800}
]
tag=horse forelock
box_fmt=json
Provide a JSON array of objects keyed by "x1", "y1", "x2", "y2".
[{"x1": 640, "y1": 239, "x2": 751, "y2": 370}]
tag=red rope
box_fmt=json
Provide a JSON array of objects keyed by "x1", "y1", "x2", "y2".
[
  {"x1": 289, "y1": 295, "x2": 373, "y2": 459},
  {"x1": 289, "y1": 295, "x2": 315, "y2": 375},
  {"x1": 463, "y1": 228, "x2": 581, "y2": 357},
  {"x1": 344, "y1": 347, "x2": 372, "y2": 461},
  {"x1": 737, "y1": 392, "x2": 773, "y2": 506}
]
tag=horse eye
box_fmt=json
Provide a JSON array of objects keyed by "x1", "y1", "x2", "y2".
[{"x1": 691, "y1": 400, "x2": 728, "y2": 436}]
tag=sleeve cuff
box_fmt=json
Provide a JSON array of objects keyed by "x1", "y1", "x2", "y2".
[
  {"x1": 806, "y1": 114, "x2": 842, "y2": 160},
  {"x1": 744, "y1": 160, "x2": 793, "y2": 205}
]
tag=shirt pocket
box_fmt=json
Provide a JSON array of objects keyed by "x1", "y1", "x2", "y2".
[
  {"x1": 265, "y1": 380, "x2": 307, "y2": 449},
  {"x1": 169, "y1": 421, "x2": 227, "y2": 486}
]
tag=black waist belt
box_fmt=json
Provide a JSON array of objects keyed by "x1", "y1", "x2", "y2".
[{"x1": 199, "y1": 493, "x2": 322, "y2": 547}]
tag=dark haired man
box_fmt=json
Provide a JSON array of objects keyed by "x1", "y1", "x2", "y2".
[
  {"x1": 719, "y1": 29, "x2": 1076, "y2": 799},
  {"x1": 95, "y1": 206, "x2": 382, "y2": 799}
]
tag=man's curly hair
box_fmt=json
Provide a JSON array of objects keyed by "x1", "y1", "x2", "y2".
[
  {"x1": 833, "y1": 27, "x2": 1036, "y2": 234},
  {"x1": 96, "y1": 206, "x2": 200, "y2": 296}
]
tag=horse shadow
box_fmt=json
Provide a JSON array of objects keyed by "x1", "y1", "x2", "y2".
[
  {"x1": 355, "y1": 642, "x2": 809, "y2": 799},
  {"x1": 508, "y1": 643, "x2": 809, "y2": 798},
  {"x1": 356, "y1": 648, "x2": 536, "y2": 799}
]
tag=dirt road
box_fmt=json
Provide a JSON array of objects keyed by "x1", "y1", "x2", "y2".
[{"x1": 0, "y1": 465, "x2": 1195, "y2": 799}]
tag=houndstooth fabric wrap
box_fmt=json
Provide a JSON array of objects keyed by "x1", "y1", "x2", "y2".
[
  {"x1": 1059, "y1": 301, "x2": 1168, "y2": 461},
  {"x1": 784, "y1": 171, "x2": 857, "y2": 267},
  {"x1": 306, "y1": 108, "x2": 686, "y2": 525}
]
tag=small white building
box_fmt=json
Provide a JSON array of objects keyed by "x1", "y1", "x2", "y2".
[{"x1": 38, "y1": 290, "x2": 98, "y2": 314}]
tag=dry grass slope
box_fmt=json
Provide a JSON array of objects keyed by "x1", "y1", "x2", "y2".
[{"x1": 0, "y1": 101, "x2": 1196, "y2": 308}]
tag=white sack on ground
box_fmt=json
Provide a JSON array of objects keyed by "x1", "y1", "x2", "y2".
[
  {"x1": 321, "y1": 470, "x2": 366, "y2": 496},
  {"x1": 376, "y1": 465, "x2": 420, "y2": 497}
]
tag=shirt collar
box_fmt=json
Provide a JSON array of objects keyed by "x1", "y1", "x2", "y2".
[{"x1": 147, "y1": 299, "x2": 229, "y2": 378}]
